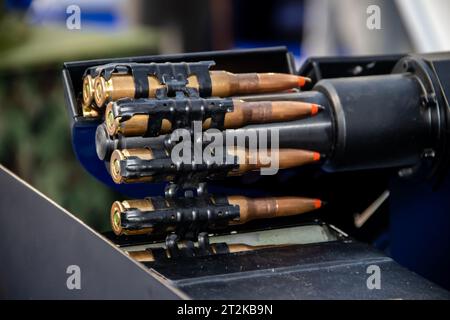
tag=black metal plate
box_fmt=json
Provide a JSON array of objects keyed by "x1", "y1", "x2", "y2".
[
  {"x1": 0, "y1": 166, "x2": 182, "y2": 299},
  {"x1": 147, "y1": 241, "x2": 450, "y2": 300}
]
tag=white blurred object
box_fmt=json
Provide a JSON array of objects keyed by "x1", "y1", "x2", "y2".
[
  {"x1": 396, "y1": 0, "x2": 450, "y2": 52},
  {"x1": 302, "y1": 0, "x2": 335, "y2": 57},
  {"x1": 302, "y1": 0, "x2": 412, "y2": 57}
]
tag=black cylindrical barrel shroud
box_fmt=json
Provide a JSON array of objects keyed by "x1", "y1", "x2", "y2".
[{"x1": 315, "y1": 73, "x2": 432, "y2": 172}]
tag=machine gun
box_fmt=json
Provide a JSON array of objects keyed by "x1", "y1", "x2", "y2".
[{"x1": 66, "y1": 51, "x2": 450, "y2": 273}]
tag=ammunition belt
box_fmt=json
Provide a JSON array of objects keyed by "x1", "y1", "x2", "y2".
[
  {"x1": 111, "y1": 97, "x2": 234, "y2": 136},
  {"x1": 84, "y1": 61, "x2": 215, "y2": 98},
  {"x1": 118, "y1": 153, "x2": 239, "y2": 181},
  {"x1": 121, "y1": 196, "x2": 239, "y2": 238}
]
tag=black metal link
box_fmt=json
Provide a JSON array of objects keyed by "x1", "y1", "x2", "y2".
[
  {"x1": 120, "y1": 195, "x2": 240, "y2": 238},
  {"x1": 118, "y1": 152, "x2": 239, "y2": 182},
  {"x1": 87, "y1": 61, "x2": 215, "y2": 97},
  {"x1": 111, "y1": 97, "x2": 233, "y2": 136}
]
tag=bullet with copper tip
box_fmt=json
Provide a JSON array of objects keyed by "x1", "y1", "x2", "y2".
[
  {"x1": 106, "y1": 99, "x2": 323, "y2": 137},
  {"x1": 91, "y1": 69, "x2": 311, "y2": 108},
  {"x1": 109, "y1": 147, "x2": 321, "y2": 183},
  {"x1": 111, "y1": 195, "x2": 323, "y2": 236}
]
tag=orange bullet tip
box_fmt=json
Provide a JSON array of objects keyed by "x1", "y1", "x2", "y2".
[
  {"x1": 310, "y1": 104, "x2": 325, "y2": 115},
  {"x1": 298, "y1": 76, "x2": 311, "y2": 87},
  {"x1": 313, "y1": 152, "x2": 321, "y2": 161},
  {"x1": 314, "y1": 199, "x2": 323, "y2": 209}
]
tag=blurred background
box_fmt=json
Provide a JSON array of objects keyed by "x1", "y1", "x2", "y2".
[{"x1": 1, "y1": 0, "x2": 449, "y2": 231}]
